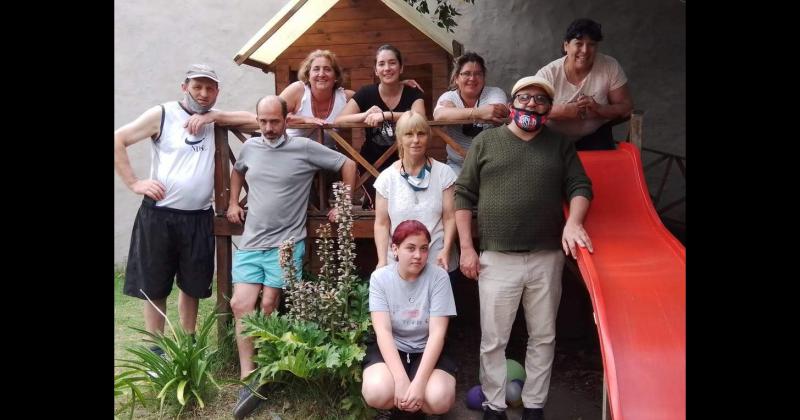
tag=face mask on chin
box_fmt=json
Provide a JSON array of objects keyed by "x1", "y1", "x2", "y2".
[
  {"x1": 509, "y1": 106, "x2": 548, "y2": 132},
  {"x1": 184, "y1": 92, "x2": 214, "y2": 114}
]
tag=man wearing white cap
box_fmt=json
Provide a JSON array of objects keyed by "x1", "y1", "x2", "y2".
[
  {"x1": 114, "y1": 64, "x2": 253, "y2": 351},
  {"x1": 454, "y1": 76, "x2": 594, "y2": 420}
]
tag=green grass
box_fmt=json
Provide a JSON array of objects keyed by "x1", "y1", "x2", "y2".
[
  {"x1": 114, "y1": 271, "x2": 358, "y2": 419},
  {"x1": 114, "y1": 272, "x2": 219, "y2": 371}
]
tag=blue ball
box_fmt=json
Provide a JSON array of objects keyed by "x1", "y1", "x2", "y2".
[
  {"x1": 505, "y1": 380, "x2": 522, "y2": 407},
  {"x1": 465, "y1": 384, "x2": 486, "y2": 410}
]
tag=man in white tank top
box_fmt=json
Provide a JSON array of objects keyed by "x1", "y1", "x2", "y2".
[{"x1": 114, "y1": 64, "x2": 253, "y2": 354}]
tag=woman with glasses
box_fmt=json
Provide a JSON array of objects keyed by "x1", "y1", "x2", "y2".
[
  {"x1": 335, "y1": 44, "x2": 425, "y2": 209},
  {"x1": 433, "y1": 51, "x2": 508, "y2": 176},
  {"x1": 373, "y1": 111, "x2": 457, "y2": 277},
  {"x1": 535, "y1": 18, "x2": 634, "y2": 150}
]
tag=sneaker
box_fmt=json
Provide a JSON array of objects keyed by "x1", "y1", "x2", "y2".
[
  {"x1": 521, "y1": 408, "x2": 544, "y2": 420},
  {"x1": 149, "y1": 345, "x2": 166, "y2": 359},
  {"x1": 483, "y1": 408, "x2": 508, "y2": 420},
  {"x1": 232, "y1": 383, "x2": 269, "y2": 419},
  {"x1": 146, "y1": 345, "x2": 168, "y2": 378}
]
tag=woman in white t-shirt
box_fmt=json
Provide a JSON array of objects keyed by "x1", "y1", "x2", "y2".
[
  {"x1": 362, "y1": 220, "x2": 457, "y2": 417},
  {"x1": 373, "y1": 111, "x2": 457, "y2": 273},
  {"x1": 535, "y1": 18, "x2": 634, "y2": 150}
]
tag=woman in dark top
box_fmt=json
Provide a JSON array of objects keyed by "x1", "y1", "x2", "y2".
[{"x1": 335, "y1": 44, "x2": 426, "y2": 209}]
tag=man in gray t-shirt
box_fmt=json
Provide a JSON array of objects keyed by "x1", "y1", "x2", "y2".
[{"x1": 226, "y1": 96, "x2": 356, "y2": 419}]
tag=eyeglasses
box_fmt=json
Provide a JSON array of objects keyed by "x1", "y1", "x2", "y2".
[
  {"x1": 514, "y1": 93, "x2": 552, "y2": 105},
  {"x1": 459, "y1": 71, "x2": 484, "y2": 78}
]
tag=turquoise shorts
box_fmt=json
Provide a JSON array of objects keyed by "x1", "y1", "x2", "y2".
[{"x1": 232, "y1": 240, "x2": 305, "y2": 289}]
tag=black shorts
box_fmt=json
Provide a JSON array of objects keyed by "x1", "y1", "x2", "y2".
[
  {"x1": 123, "y1": 199, "x2": 214, "y2": 300},
  {"x1": 362, "y1": 342, "x2": 458, "y2": 379}
]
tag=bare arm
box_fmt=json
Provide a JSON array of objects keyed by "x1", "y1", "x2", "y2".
[
  {"x1": 455, "y1": 208, "x2": 479, "y2": 280},
  {"x1": 280, "y1": 81, "x2": 324, "y2": 125},
  {"x1": 114, "y1": 106, "x2": 166, "y2": 200},
  {"x1": 334, "y1": 99, "x2": 374, "y2": 124},
  {"x1": 547, "y1": 102, "x2": 582, "y2": 121},
  {"x1": 374, "y1": 194, "x2": 391, "y2": 268},
  {"x1": 184, "y1": 110, "x2": 258, "y2": 135},
  {"x1": 437, "y1": 186, "x2": 456, "y2": 271},
  {"x1": 562, "y1": 195, "x2": 593, "y2": 258},
  {"x1": 279, "y1": 81, "x2": 305, "y2": 113},
  {"x1": 372, "y1": 311, "x2": 411, "y2": 408},
  {"x1": 326, "y1": 158, "x2": 358, "y2": 222},
  {"x1": 410, "y1": 98, "x2": 426, "y2": 119},
  {"x1": 434, "y1": 101, "x2": 508, "y2": 124},
  {"x1": 226, "y1": 169, "x2": 246, "y2": 224},
  {"x1": 340, "y1": 158, "x2": 357, "y2": 194},
  {"x1": 589, "y1": 84, "x2": 633, "y2": 120}
]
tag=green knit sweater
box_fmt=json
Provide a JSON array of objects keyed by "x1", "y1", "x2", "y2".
[{"x1": 454, "y1": 125, "x2": 593, "y2": 252}]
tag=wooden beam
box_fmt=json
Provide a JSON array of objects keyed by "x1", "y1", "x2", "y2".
[
  {"x1": 327, "y1": 129, "x2": 380, "y2": 177},
  {"x1": 212, "y1": 126, "x2": 233, "y2": 338},
  {"x1": 452, "y1": 40, "x2": 463, "y2": 58},
  {"x1": 235, "y1": 0, "x2": 310, "y2": 65},
  {"x1": 214, "y1": 216, "x2": 244, "y2": 236},
  {"x1": 432, "y1": 127, "x2": 466, "y2": 158},
  {"x1": 372, "y1": 143, "x2": 398, "y2": 171},
  {"x1": 630, "y1": 109, "x2": 644, "y2": 149},
  {"x1": 214, "y1": 234, "x2": 233, "y2": 340},
  {"x1": 237, "y1": 57, "x2": 275, "y2": 74}
]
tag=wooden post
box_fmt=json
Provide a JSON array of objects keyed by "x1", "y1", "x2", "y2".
[
  {"x1": 213, "y1": 126, "x2": 233, "y2": 341},
  {"x1": 317, "y1": 128, "x2": 327, "y2": 211},
  {"x1": 629, "y1": 110, "x2": 644, "y2": 150}
]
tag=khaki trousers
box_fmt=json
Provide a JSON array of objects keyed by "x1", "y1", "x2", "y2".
[{"x1": 478, "y1": 249, "x2": 565, "y2": 410}]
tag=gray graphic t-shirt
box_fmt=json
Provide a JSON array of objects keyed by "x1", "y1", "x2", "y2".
[{"x1": 368, "y1": 263, "x2": 456, "y2": 353}]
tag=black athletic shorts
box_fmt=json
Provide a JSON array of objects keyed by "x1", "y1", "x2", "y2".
[
  {"x1": 123, "y1": 198, "x2": 214, "y2": 300},
  {"x1": 362, "y1": 341, "x2": 458, "y2": 379}
]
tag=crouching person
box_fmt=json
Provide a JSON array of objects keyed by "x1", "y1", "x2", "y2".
[{"x1": 362, "y1": 220, "x2": 457, "y2": 419}]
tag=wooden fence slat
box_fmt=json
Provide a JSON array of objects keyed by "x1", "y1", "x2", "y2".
[
  {"x1": 327, "y1": 129, "x2": 380, "y2": 177},
  {"x1": 432, "y1": 127, "x2": 466, "y2": 158}
]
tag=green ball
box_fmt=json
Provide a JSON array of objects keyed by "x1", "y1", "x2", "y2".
[{"x1": 506, "y1": 359, "x2": 526, "y2": 382}]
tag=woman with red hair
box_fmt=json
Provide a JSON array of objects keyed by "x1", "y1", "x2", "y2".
[{"x1": 361, "y1": 220, "x2": 457, "y2": 418}]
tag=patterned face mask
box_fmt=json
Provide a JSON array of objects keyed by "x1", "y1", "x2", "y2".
[{"x1": 509, "y1": 106, "x2": 548, "y2": 132}]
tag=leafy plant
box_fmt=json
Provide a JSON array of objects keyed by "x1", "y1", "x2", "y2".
[
  {"x1": 243, "y1": 181, "x2": 373, "y2": 418},
  {"x1": 404, "y1": 0, "x2": 475, "y2": 32},
  {"x1": 114, "y1": 369, "x2": 148, "y2": 419},
  {"x1": 115, "y1": 308, "x2": 222, "y2": 417}
]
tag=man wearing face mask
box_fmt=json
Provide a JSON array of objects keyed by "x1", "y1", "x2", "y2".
[
  {"x1": 114, "y1": 64, "x2": 253, "y2": 354},
  {"x1": 454, "y1": 76, "x2": 594, "y2": 420}
]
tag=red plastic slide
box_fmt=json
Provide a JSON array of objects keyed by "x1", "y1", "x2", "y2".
[{"x1": 569, "y1": 143, "x2": 685, "y2": 420}]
